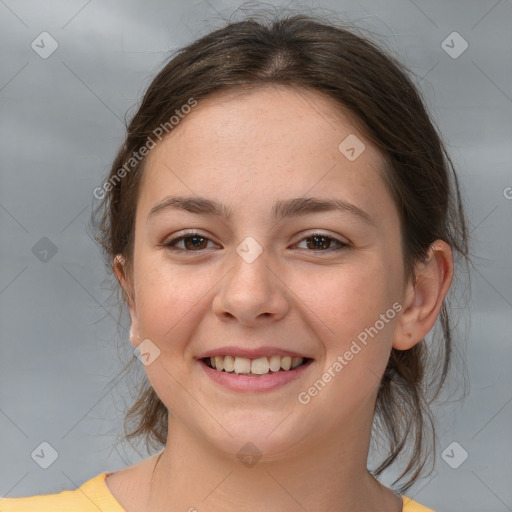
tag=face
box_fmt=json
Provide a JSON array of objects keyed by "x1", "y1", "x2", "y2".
[{"x1": 121, "y1": 86, "x2": 408, "y2": 459}]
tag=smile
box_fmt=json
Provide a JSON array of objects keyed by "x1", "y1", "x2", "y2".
[
  {"x1": 203, "y1": 355, "x2": 310, "y2": 376},
  {"x1": 199, "y1": 355, "x2": 314, "y2": 392}
]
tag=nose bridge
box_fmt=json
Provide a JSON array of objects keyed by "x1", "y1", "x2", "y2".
[{"x1": 213, "y1": 235, "x2": 288, "y2": 324}]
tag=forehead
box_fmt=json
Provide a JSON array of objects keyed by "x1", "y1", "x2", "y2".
[
  {"x1": 162, "y1": 84, "x2": 369, "y2": 151},
  {"x1": 139, "y1": 85, "x2": 393, "y2": 224},
  {"x1": 142, "y1": 85, "x2": 386, "y2": 172}
]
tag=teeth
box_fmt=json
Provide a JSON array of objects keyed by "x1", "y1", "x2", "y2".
[
  {"x1": 251, "y1": 357, "x2": 269, "y2": 375},
  {"x1": 291, "y1": 356, "x2": 303, "y2": 369},
  {"x1": 223, "y1": 355, "x2": 235, "y2": 372},
  {"x1": 207, "y1": 355, "x2": 305, "y2": 374},
  {"x1": 269, "y1": 355, "x2": 281, "y2": 372},
  {"x1": 280, "y1": 356, "x2": 292, "y2": 371},
  {"x1": 234, "y1": 357, "x2": 251, "y2": 374},
  {"x1": 214, "y1": 356, "x2": 224, "y2": 371}
]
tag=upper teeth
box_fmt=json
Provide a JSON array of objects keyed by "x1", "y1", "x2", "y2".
[{"x1": 209, "y1": 355, "x2": 304, "y2": 374}]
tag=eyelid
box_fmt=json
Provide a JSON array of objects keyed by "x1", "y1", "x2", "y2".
[
  {"x1": 292, "y1": 233, "x2": 350, "y2": 253},
  {"x1": 163, "y1": 229, "x2": 351, "y2": 254},
  {"x1": 294, "y1": 229, "x2": 350, "y2": 245},
  {"x1": 164, "y1": 228, "x2": 211, "y2": 241},
  {"x1": 163, "y1": 229, "x2": 219, "y2": 248}
]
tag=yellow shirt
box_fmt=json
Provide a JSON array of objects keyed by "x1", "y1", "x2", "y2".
[{"x1": 0, "y1": 472, "x2": 435, "y2": 511}]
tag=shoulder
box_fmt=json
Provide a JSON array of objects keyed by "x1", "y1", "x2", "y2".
[
  {"x1": 402, "y1": 495, "x2": 437, "y2": 512},
  {"x1": 0, "y1": 473, "x2": 126, "y2": 512}
]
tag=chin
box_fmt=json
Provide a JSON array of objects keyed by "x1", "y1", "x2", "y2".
[{"x1": 194, "y1": 413, "x2": 311, "y2": 462}]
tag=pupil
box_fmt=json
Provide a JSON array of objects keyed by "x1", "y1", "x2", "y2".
[
  {"x1": 186, "y1": 236, "x2": 206, "y2": 250},
  {"x1": 308, "y1": 235, "x2": 329, "y2": 250}
]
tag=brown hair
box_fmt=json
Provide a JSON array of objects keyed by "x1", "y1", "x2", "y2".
[{"x1": 93, "y1": 12, "x2": 469, "y2": 492}]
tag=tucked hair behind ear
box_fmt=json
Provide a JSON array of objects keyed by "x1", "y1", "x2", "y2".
[{"x1": 93, "y1": 11, "x2": 469, "y2": 492}]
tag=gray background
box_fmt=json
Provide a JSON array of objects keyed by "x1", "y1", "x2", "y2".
[{"x1": 0, "y1": 1, "x2": 511, "y2": 511}]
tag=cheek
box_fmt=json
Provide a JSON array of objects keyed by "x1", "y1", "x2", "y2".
[
  {"x1": 131, "y1": 256, "x2": 209, "y2": 407},
  {"x1": 301, "y1": 258, "x2": 400, "y2": 383},
  {"x1": 132, "y1": 251, "x2": 216, "y2": 354},
  {"x1": 301, "y1": 260, "x2": 398, "y2": 337}
]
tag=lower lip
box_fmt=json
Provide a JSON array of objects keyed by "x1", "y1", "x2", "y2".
[{"x1": 199, "y1": 359, "x2": 313, "y2": 392}]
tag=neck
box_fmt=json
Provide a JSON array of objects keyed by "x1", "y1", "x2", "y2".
[{"x1": 144, "y1": 412, "x2": 401, "y2": 512}]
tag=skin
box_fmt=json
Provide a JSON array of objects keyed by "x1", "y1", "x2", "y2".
[{"x1": 108, "y1": 85, "x2": 453, "y2": 512}]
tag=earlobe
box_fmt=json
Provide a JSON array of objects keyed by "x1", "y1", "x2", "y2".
[
  {"x1": 113, "y1": 254, "x2": 140, "y2": 348},
  {"x1": 114, "y1": 254, "x2": 133, "y2": 303},
  {"x1": 393, "y1": 241, "x2": 453, "y2": 351},
  {"x1": 113, "y1": 254, "x2": 127, "y2": 286},
  {"x1": 129, "y1": 324, "x2": 140, "y2": 348}
]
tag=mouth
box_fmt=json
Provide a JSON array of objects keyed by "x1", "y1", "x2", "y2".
[{"x1": 201, "y1": 355, "x2": 312, "y2": 376}]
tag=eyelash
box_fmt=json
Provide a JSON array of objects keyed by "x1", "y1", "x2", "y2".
[{"x1": 163, "y1": 230, "x2": 349, "y2": 254}]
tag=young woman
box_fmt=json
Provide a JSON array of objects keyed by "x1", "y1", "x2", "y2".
[{"x1": 1, "y1": 12, "x2": 469, "y2": 512}]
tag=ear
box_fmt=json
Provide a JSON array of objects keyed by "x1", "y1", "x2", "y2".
[
  {"x1": 113, "y1": 254, "x2": 140, "y2": 348},
  {"x1": 393, "y1": 240, "x2": 453, "y2": 350}
]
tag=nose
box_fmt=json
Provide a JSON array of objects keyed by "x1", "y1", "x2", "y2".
[{"x1": 212, "y1": 244, "x2": 290, "y2": 327}]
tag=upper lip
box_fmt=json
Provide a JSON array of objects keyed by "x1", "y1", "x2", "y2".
[{"x1": 196, "y1": 346, "x2": 313, "y2": 360}]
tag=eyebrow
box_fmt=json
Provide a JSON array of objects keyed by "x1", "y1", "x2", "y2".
[{"x1": 148, "y1": 195, "x2": 374, "y2": 226}]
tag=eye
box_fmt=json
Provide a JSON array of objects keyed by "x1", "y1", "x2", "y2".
[
  {"x1": 163, "y1": 231, "x2": 349, "y2": 254},
  {"x1": 294, "y1": 233, "x2": 349, "y2": 252},
  {"x1": 163, "y1": 230, "x2": 217, "y2": 252}
]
